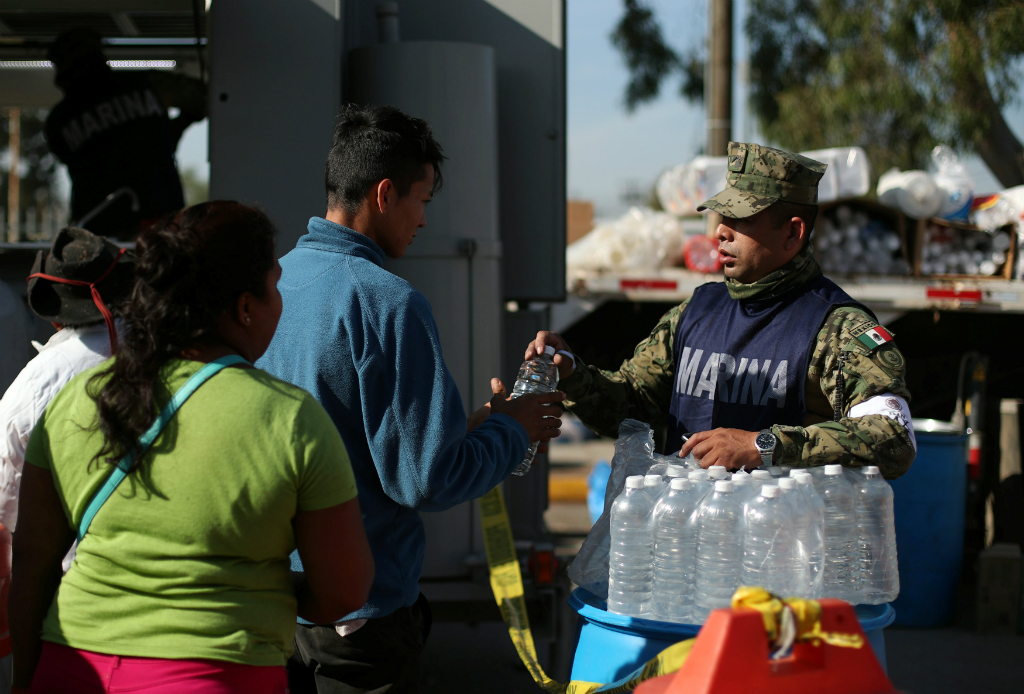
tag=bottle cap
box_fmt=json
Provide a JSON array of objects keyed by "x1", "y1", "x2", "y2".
[
  {"x1": 714, "y1": 480, "x2": 733, "y2": 493},
  {"x1": 688, "y1": 470, "x2": 708, "y2": 481},
  {"x1": 760, "y1": 484, "x2": 780, "y2": 498},
  {"x1": 794, "y1": 474, "x2": 812, "y2": 486},
  {"x1": 644, "y1": 474, "x2": 662, "y2": 486},
  {"x1": 778, "y1": 478, "x2": 797, "y2": 490},
  {"x1": 666, "y1": 464, "x2": 687, "y2": 477},
  {"x1": 751, "y1": 470, "x2": 772, "y2": 480},
  {"x1": 825, "y1": 464, "x2": 844, "y2": 476},
  {"x1": 543, "y1": 345, "x2": 556, "y2": 356},
  {"x1": 625, "y1": 475, "x2": 644, "y2": 489},
  {"x1": 670, "y1": 478, "x2": 688, "y2": 490},
  {"x1": 866, "y1": 465, "x2": 881, "y2": 475},
  {"x1": 708, "y1": 466, "x2": 729, "y2": 479},
  {"x1": 789, "y1": 469, "x2": 805, "y2": 477}
]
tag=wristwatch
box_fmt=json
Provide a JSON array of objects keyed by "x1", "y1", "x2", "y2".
[{"x1": 754, "y1": 429, "x2": 777, "y2": 466}]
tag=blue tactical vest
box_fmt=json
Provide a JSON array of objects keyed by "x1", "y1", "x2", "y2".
[{"x1": 664, "y1": 273, "x2": 866, "y2": 454}]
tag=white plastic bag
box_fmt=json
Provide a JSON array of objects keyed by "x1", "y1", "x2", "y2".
[
  {"x1": 801, "y1": 146, "x2": 872, "y2": 201},
  {"x1": 656, "y1": 157, "x2": 728, "y2": 217},
  {"x1": 877, "y1": 168, "x2": 944, "y2": 219},
  {"x1": 566, "y1": 207, "x2": 687, "y2": 271}
]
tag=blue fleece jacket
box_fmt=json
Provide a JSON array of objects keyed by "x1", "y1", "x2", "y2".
[{"x1": 257, "y1": 217, "x2": 529, "y2": 621}]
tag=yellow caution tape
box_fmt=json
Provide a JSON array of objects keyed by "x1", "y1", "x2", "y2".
[
  {"x1": 479, "y1": 485, "x2": 696, "y2": 694},
  {"x1": 731, "y1": 586, "x2": 865, "y2": 649}
]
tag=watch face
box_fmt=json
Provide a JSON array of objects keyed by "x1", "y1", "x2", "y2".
[{"x1": 755, "y1": 431, "x2": 775, "y2": 451}]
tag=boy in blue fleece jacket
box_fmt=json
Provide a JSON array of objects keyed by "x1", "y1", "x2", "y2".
[{"x1": 257, "y1": 105, "x2": 564, "y2": 693}]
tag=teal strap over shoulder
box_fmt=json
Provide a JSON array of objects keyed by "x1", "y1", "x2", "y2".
[{"x1": 77, "y1": 354, "x2": 250, "y2": 541}]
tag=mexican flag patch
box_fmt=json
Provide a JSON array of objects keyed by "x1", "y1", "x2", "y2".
[{"x1": 857, "y1": 326, "x2": 893, "y2": 350}]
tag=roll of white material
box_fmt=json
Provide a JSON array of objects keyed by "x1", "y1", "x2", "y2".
[{"x1": 877, "y1": 168, "x2": 944, "y2": 219}]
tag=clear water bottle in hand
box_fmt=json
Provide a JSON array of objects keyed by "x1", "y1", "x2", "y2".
[
  {"x1": 652, "y1": 478, "x2": 700, "y2": 623},
  {"x1": 510, "y1": 345, "x2": 560, "y2": 476},
  {"x1": 608, "y1": 475, "x2": 656, "y2": 616},
  {"x1": 855, "y1": 466, "x2": 900, "y2": 604},
  {"x1": 692, "y1": 480, "x2": 743, "y2": 623},
  {"x1": 741, "y1": 485, "x2": 795, "y2": 597},
  {"x1": 820, "y1": 465, "x2": 862, "y2": 602}
]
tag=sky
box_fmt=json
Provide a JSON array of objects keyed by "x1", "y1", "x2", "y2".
[{"x1": 175, "y1": 0, "x2": 1023, "y2": 220}]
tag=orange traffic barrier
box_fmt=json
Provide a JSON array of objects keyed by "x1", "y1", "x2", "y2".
[{"x1": 635, "y1": 598, "x2": 898, "y2": 694}]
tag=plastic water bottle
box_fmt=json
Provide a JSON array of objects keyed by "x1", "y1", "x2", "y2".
[
  {"x1": 653, "y1": 465, "x2": 688, "y2": 505},
  {"x1": 687, "y1": 470, "x2": 713, "y2": 503},
  {"x1": 643, "y1": 474, "x2": 666, "y2": 505},
  {"x1": 730, "y1": 474, "x2": 754, "y2": 503},
  {"x1": 855, "y1": 466, "x2": 900, "y2": 604},
  {"x1": 792, "y1": 471, "x2": 826, "y2": 521},
  {"x1": 741, "y1": 485, "x2": 794, "y2": 596},
  {"x1": 819, "y1": 465, "x2": 861, "y2": 602},
  {"x1": 692, "y1": 480, "x2": 743, "y2": 623},
  {"x1": 749, "y1": 469, "x2": 772, "y2": 486},
  {"x1": 651, "y1": 478, "x2": 700, "y2": 623},
  {"x1": 608, "y1": 475, "x2": 655, "y2": 616},
  {"x1": 793, "y1": 471, "x2": 827, "y2": 597},
  {"x1": 707, "y1": 466, "x2": 729, "y2": 481},
  {"x1": 778, "y1": 477, "x2": 820, "y2": 598},
  {"x1": 510, "y1": 345, "x2": 560, "y2": 476}
]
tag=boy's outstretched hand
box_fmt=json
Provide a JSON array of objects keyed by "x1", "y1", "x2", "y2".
[{"x1": 468, "y1": 378, "x2": 564, "y2": 456}]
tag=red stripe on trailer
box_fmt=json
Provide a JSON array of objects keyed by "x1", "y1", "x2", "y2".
[
  {"x1": 620, "y1": 279, "x2": 679, "y2": 291},
  {"x1": 926, "y1": 287, "x2": 982, "y2": 302}
]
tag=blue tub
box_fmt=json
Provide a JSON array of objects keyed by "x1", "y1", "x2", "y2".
[
  {"x1": 888, "y1": 421, "x2": 968, "y2": 627},
  {"x1": 568, "y1": 589, "x2": 895, "y2": 683}
]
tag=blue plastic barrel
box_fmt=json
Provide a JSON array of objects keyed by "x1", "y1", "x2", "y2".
[
  {"x1": 568, "y1": 589, "x2": 895, "y2": 683},
  {"x1": 888, "y1": 420, "x2": 968, "y2": 627}
]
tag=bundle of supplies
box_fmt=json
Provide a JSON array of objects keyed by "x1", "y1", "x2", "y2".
[
  {"x1": 607, "y1": 463, "x2": 899, "y2": 624},
  {"x1": 816, "y1": 204, "x2": 909, "y2": 276}
]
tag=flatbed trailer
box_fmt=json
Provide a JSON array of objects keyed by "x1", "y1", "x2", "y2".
[{"x1": 567, "y1": 266, "x2": 1024, "y2": 315}]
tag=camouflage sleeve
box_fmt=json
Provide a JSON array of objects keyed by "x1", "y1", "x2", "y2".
[
  {"x1": 560, "y1": 301, "x2": 687, "y2": 438},
  {"x1": 772, "y1": 306, "x2": 916, "y2": 479}
]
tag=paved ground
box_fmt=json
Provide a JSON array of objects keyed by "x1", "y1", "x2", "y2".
[
  {"x1": 886, "y1": 627, "x2": 1024, "y2": 694},
  {"x1": 420, "y1": 622, "x2": 540, "y2": 694}
]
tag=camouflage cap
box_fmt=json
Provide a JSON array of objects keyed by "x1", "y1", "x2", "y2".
[{"x1": 697, "y1": 142, "x2": 828, "y2": 218}]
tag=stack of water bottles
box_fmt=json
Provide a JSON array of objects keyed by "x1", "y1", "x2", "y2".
[{"x1": 607, "y1": 463, "x2": 899, "y2": 623}]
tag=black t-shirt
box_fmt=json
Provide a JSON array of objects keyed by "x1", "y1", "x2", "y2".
[{"x1": 45, "y1": 68, "x2": 185, "y2": 239}]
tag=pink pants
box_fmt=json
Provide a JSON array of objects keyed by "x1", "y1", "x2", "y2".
[{"x1": 32, "y1": 641, "x2": 288, "y2": 693}]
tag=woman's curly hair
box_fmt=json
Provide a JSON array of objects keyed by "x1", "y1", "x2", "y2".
[{"x1": 88, "y1": 201, "x2": 276, "y2": 470}]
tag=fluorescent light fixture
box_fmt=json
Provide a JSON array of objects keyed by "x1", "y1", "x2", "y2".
[
  {"x1": 0, "y1": 60, "x2": 176, "y2": 69},
  {"x1": 107, "y1": 60, "x2": 176, "y2": 69}
]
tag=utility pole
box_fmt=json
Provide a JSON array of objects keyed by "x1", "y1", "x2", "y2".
[
  {"x1": 6, "y1": 107, "x2": 20, "y2": 243},
  {"x1": 707, "y1": 0, "x2": 732, "y2": 156},
  {"x1": 705, "y1": 0, "x2": 732, "y2": 236}
]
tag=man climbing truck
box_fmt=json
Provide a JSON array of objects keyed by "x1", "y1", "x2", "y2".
[
  {"x1": 528, "y1": 142, "x2": 917, "y2": 478},
  {"x1": 43, "y1": 28, "x2": 206, "y2": 240}
]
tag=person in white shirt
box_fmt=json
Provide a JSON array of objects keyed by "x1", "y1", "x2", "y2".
[
  {"x1": 0, "y1": 227, "x2": 134, "y2": 535},
  {"x1": 0, "y1": 282, "x2": 32, "y2": 397}
]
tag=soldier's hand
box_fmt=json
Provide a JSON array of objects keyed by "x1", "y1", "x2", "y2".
[
  {"x1": 680, "y1": 428, "x2": 766, "y2": 471},
  {"x1": 526, "y1": 331, "x2": 576, "y2": 379},
  {"x1": 490, "y1": 384, "x2": 565, "y2": 447}
]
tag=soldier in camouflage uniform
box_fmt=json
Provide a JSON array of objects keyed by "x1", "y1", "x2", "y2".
[{"x1": 529, "y1": 142, "x2": 915, "y2": 478}]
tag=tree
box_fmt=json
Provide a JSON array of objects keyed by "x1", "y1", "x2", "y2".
[{"x1": 613, "y1": 0, "x2": 1024, "y2": 188}]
